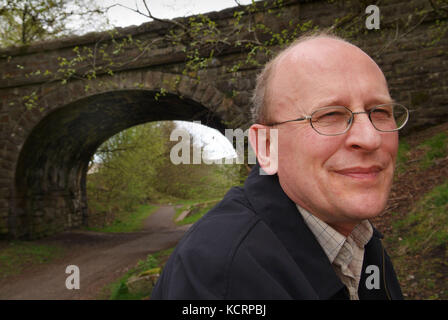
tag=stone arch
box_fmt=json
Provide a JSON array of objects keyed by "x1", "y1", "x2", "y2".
[{"x1": 6, "y1": 71, "x2": 245, "y2": 239}]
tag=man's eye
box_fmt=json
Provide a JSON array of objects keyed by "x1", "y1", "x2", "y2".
[
  {"x1": 371, "y1": 108, "x2": 392, "y2": 119},
  {"x1": 314, "y1": 111, "x2": 347, "y2": 122}
]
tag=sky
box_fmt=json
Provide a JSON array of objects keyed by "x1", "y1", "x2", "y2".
[
  {"x1": 102, "y1": 0, "x2": 256, "y2": 160},
  {"x1": 104, "y1": 0, "x2": 254, "y2": 28}
]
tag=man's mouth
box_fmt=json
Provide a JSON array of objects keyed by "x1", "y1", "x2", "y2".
[{"x1": 334, "y1": 166, "x2": 383, "y2": 180}]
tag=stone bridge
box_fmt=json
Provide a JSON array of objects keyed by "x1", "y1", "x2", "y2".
[{"x1": 0, "y1": 0, "x2": 447, "y2": 239}]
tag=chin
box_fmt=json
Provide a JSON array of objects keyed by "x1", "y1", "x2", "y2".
[{"x1": 345, "y1": 199, "x2": 387, "y2": 220}]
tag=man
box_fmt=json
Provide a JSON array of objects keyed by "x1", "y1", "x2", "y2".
[{"x1": 151, "y1": 32, "x2": 407, "y2": 299}]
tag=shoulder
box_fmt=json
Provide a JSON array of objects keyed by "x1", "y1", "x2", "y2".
[
  {"x1": 176, "y1": 186, "x2": 262, "y2": 267},
  {"x1": 152, "y1": 186, "x2": 269, "y2": 299}
]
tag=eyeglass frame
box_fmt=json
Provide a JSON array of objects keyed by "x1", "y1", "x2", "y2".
[{"x1": 264, "y1": 103, "x2": 410, "y2": 136}]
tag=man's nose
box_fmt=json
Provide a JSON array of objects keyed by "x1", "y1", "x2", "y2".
[{"x1": 345, "y1": 113, "x2": 382, "y2": 151}]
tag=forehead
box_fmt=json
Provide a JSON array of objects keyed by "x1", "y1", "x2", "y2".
[{"x1": 268, "y1": 38, "x2": 390, "y2": 113}]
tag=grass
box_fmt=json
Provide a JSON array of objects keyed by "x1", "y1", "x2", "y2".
[
  {"x1": 0, "y1": 241, "x2": 64, "y2": 279},
  {"x1": 386, "y1": 179, "x2": 448, "y2": 299},
  {"x1": 396, "y1": 140, "x2": 411, "y2": 174},
  {"x1": 391, "y1": 180, "x2": 448, "y2": 255},
  {"x1": 417, "y1": 132, "x2": 447, "y2": 169},
  {"x1": 102, "y1": 248, "x2": 174, "y2": 300},
  {"x1": 395, "y1": 132, "x2": 447, "y2": 174},
  {"x1": 86, "y1": 204, "x2": 158, "y2": 233}
]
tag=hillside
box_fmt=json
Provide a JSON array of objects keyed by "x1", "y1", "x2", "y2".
[{"x1": 371, "y1": 122, "x2": 448, "y2": 299}]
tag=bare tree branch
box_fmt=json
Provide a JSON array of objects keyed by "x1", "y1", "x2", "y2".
[
  {"x1": 428, "y1": 0, "x2": 448, "y2": 16},
  {"x1": 106, "y1": 1, "x2": 188, "y2": 31}
]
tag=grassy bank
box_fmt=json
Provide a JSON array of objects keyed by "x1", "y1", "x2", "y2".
[
  {"x1": 0, "y1": 241, "x2": 64, "y2": 279},
  {"x1": 381, "y1": 122, "x2": 448, "y2": 299},
  {"x1": 386, "y1": 180, "x2": 448, "y2": 299},
  {"x1": 99, "y1": 248, "x2": 174, "y2": 300},
  {"x1": 86, "y1": 204, "x2": 158, "y2": 233},
  {"x1": 173, "y1": 199, "x2": 221, "y2": 226}
]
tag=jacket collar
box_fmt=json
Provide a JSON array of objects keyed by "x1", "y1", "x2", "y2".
[{"x1": 243, "y1": 163, "x2": 385, "y2": 299}]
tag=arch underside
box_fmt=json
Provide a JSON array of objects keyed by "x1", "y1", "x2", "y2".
[{"x1": 12, "y1": 89, "x2": 226, "y2": 239}]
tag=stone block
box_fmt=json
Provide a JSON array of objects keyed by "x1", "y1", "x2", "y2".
[
  {"x1": 143, "y1": 71, "x2": 163, "y2": 91},
  {"x1": 56, "y1": 197, "x2": 66, "y2": 208},
  {"x1": 44, "y1": 208, "x2": 56, "y2": 221},
  {"x1": 0, "y1": 220, "x2": 8, "y2": 235},
  {"x1": 177, "y1": 76, "x2": 197, "y2": 98},
  {"x1": 118, "y1": 71, "x2": 139, "y2": 89},
  {"x1": 0, "y1": 168, "x2": 13, "y2": 179},
  {"x1": 66, "y1": 80, "x2": 86, "y2": 100},
  {"x1": 233, "y1": 91, "x2": 251, "y2": 107},
  {"x1": 0, "y1": 187, "x2": 10, "y2": 198},
  {"x1": 34, "y1": 210, "x2": 44, "y2": 217},
  {"x1": 160, "y1": 73, "x2": 174, "y2": 91},
  {"x1": 0, "y1": 115, "x2": 9, "y2": 123},
  {"x1": 0, "y1": 198, "x2": 9, "y2": 209},
  {"x1": 209, "y1": 91, "x2": 225, "y2": 110},
  {"x1": 0, "y1": 178, "x2": 11, "y2": 189},
  {"x1": 216, "y1": 96, "x2": 234, "y2": 114},
  {"x1": 192, "y1": 81, "x2": 209, "y2": 103},
  {"x1": 200, "y1": 86, "x2": 219, "y2": 107},
  {"x1": 0, "y1": 208, "x2": 8, "y2": 218}
]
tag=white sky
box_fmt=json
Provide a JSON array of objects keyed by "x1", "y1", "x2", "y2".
[
  {"x1": 175, "y1": 121, "x2": 238, "y2": 161},
  {"x1": 102, "y1": 0, "x2": 254, "y2": 160},
  {"x1": 103, "y1": 0, "x2": 255, "y2": 28}
]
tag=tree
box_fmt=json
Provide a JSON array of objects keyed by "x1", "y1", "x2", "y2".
[
  {"x1": 153, "y1": 122, "x2": 242, "y2": 200},
  {"x1": 0, "y1": 0, "x2": 109, "y2": 47},
  {"x1": 87, "y1": 121, "x2": 169, "y2": 213}
]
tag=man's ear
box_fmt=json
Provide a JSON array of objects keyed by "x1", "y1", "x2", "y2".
[{"x1": 248, "y1": 124, "x2": 278, "y2": 175}]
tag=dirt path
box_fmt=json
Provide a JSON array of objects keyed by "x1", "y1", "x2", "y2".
[{"x1": 0, "y1": 205, "x2": 191, "y2": 300}]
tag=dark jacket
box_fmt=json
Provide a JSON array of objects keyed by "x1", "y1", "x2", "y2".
[{"x1": 151, "y1": 164, "x2": 403, "y2": 300}]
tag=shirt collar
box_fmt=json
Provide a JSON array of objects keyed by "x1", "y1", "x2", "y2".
[{"x1": 297, "y1": 204, "x2": 373, "y2": 263}]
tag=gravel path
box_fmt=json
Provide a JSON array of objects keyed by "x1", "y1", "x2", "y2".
[{"x1": 0, "y1": 205, "x2": 190, "y2": 300}]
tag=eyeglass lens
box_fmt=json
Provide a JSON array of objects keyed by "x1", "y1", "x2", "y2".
[{"x1": 310, "y1": 104, "x2": 408, "y2": 135}]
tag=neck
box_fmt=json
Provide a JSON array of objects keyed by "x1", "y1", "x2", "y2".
[{"x1": 327, "y1": 222, "x2": 356, "y2": 237}]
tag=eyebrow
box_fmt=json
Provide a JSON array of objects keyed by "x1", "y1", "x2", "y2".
[{"x1": 311, "y1": 96, "x2": 395, "y2": 111}]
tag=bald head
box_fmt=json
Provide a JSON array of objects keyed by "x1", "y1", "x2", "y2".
[{"x1": 252, "y1": 34, "x2": 390, "y2": 124}]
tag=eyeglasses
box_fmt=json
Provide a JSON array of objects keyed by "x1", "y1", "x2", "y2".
[{"x1": 265, "y1": 103, "x2": 409, "y2": 136}]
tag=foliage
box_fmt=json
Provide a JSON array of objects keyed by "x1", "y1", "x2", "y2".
[
  {"x1": 87, "y1": 121, "x2": 169, "y2": 215},
  {"x1": 105, "y1": 248, "x2": 174, "y2": 300},
  {"x1": 87, "y1": 120, "x2": 242, "y2": 225},
  {"x1": 0, "y1": 0, "x2": 109, "y2": 47},
  {"x1": 154, "y1": 142, "x2": 242, "y2": 200}
]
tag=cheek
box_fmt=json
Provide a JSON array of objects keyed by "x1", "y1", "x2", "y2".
[
  {"x1": 388, "y1": 133, "x2": 399, "y2": 162},
  {"x1": 278, "y1": 128, "x2": 341, "y2": 172}
]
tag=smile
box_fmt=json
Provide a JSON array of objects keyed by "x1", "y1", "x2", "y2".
[{"x1": 334, "y1": 166, "x2": 383, "y2": 180}]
